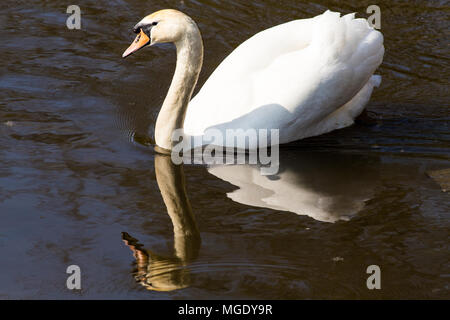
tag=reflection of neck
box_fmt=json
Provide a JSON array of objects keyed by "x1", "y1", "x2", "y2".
[
  {"x1": 155, "y1": 154, "x2": 200, "y2": 261},
  {"x1": 154, "y1": 29, "x2": 204, "y2": 150}
]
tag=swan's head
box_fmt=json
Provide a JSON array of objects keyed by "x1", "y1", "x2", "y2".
[{"x1": 122, "y1": 9, "x2": 198, "y2": 58}]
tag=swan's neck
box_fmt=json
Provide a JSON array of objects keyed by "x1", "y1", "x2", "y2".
[
  {"x1": 155, "y1": 31, "x2": 203, "y2": 150},
  {"x1": 155, "y1": 155, "x2": 200, "y2": 262}
]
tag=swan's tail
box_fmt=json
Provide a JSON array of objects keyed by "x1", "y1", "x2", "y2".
[
  {"x1": 370, "y1": 74, "x2": 382, "y2": 88},
  {"x1": 334, "y1": 74, "x2": 382, "y2": 126},
  {"x1": 312, "y1": 10, "x2": 384, "y2": 71}
]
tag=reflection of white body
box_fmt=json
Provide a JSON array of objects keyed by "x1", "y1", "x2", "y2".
[
  {"x1": 124, "y1": 10, "x2": 384, "y2": 150},
  {"x1": 208, "y1": 153, "x2": 379, "y2": 223}
]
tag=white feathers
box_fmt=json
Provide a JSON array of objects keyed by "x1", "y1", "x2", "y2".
[{"x1": 183, "y1": 10, "x2": 384, "y2": 145}]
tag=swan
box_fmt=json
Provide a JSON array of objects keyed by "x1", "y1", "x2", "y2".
[{"x1": 123, "y1": 9, "x2": 384, "y2": 151}]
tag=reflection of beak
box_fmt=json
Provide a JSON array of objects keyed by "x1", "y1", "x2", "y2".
[{"x1": 122, "y1": 29, "x2": 150, "y2": 58}]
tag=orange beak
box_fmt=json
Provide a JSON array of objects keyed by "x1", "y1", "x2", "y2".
[{"x1": 122, "y1": 29, "x2": 151, "y2": 58}]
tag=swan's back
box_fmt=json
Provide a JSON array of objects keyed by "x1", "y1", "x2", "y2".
[{"x1": 184, "y1": 11, "x2": 384, "y2": 144}]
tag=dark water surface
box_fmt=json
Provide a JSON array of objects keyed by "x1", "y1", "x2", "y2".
[{"x1": 1, "y1": 0, "x2": 449, "y2": 299}]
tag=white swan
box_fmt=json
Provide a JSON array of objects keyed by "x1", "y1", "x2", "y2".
[{"x1": 123, "y1": 9, "x2": 384, "y2": 151}]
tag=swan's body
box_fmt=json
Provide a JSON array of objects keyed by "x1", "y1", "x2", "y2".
[{"x1": 123, "y1": 9, "x2": 384, "y2": 150}]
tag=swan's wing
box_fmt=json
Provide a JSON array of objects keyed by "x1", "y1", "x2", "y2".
[
  {"x1": 184, "y1": 11, "x2": 384, "y2": 141},
  {"x1": 184, "y1": 16, "x2": 315, "y2": 135}
]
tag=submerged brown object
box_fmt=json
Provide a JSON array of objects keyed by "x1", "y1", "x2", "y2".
[{"x1": 427, "y1": 168, "x2": 450, "y2": 192}]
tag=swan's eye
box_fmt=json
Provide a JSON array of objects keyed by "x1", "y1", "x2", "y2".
[{"x1": 133, "y1": 21, "x2": 157, "y2": 34}]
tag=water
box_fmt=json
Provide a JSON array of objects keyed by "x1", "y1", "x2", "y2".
[{"x1": 0, "y1": 0, "x2": 449, "y2": 299}]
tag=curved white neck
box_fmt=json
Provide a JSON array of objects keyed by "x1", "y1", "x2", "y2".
[{"x1": 154, "y1": 31, "x2": 203, "y2": 150}]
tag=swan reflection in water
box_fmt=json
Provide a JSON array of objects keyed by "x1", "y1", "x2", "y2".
[
  {"x1": 123, "y1": 150, "x2": 379, "y2": 291},
  {"x1": 208, "y1": 150, "x2": 380, "y2": 223},
  {"x1": 123, "y1": 154, "x2": 201, "y2": 291}
]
